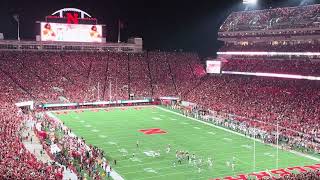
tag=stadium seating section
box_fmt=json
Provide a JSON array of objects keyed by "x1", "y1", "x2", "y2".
[
  {"x1": 219, "y1": 4, "x2": 320, "y2": 32},
  {"x1": 221, "y1": 58, "x2": 320, "y2": 76}
]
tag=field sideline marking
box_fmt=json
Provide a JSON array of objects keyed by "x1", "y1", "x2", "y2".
[
  {"x1": 47, "y1": 105, "x2": 155, "y2": 112},
  {"x1": 156, "y1": 106, "x2": 320, "y2": 162}
]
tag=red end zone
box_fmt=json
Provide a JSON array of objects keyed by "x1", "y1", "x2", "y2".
[{"x1": 139, "y1": 128, "x2": 167, "y2": 135}]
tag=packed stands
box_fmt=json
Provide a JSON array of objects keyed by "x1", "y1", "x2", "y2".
[
  {"x1": 219, "y1": 42, "x2": 320, "y2": 53},
  {"x1": 148, "y1": 51, "x2": 178, "y2": 97},
  {"x1": 0, "y1": 51, "x2": 203, "y2": 101},
  {"x1": 0, "y1": 67, "x2": 62, "y2": 179},
  {"x1": 185, "y1": 75, "x2": 320, "y2": 137},
  {"x1": 129, "y1": 53, "x2": 152, "y2": 98},
  {"x1": 219, "y1": 4, "x2": 320, "y2": 32},
  {"x1": 221, "y1": 59, "x2": 320, "y2": 76}
]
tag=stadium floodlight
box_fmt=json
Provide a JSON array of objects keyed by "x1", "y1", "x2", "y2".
[
  {"x1": 300, "y1": 0, "x2": 315, "y2": 6},
  {"x1": 243, "y1": 0, "x2": 258, "y2": 5}
]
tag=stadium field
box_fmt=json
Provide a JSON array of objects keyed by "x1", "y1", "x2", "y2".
[{"x1": 52, "y1": 106, "x2": 319, "y2": 180}]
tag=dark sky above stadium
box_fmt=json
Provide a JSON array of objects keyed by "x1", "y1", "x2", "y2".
[{"x1": 0, "y1": 0, "x2": 317, "y2": 57}]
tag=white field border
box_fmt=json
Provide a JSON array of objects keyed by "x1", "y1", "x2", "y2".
[
  {"x1": 156, "y1": 106, "x2": 320, "y2": 162},
  {"x1": 46, "y1": 112, "x2": 125, "y2": 180},
  {"x1": 47, "y1": 105, "x2": 154, "y2": 113}
]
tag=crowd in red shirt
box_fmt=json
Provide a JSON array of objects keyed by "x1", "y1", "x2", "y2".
[
  {"x1": 221, "y1": 58, "x2": 320, "y2": 76},
  {"x1": 0, "y1": 67, "x2": 64, "y2": 179}
]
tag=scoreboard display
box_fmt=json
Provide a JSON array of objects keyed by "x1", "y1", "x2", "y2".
[
  {"x1": 41, "y1": 22, "x2": 103, "y2": 43},
  {"x1": 206, "y1": 60, "x2": 221, "y2": 74}
]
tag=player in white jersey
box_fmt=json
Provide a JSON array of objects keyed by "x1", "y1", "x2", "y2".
[
  {"x1": 231, "y1": 163, "x2": 235, "y2": 171},
  {"x1": 207, "y1": 158, "x2": 213, "y2": 168},
  {"x1": 166, "y1": 145, "x2": 171, "y2": 153},
  {"x1": 193, "y1": 159, "x2": 197, "y2": 167},
  {"x1": 226, "y1": 161, "x2": 230, "y2": 167},
  {"x1": 155, "y1": 150, "x2": 160, "y2": 157}
]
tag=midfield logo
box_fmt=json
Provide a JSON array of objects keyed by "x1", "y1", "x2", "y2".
[{"x1": 139, "y1": 128, "x2": 167, "y2": 135}]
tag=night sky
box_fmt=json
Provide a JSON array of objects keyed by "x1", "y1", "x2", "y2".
[{"x1": 0, "y1": 0, "x2": 317, "y2": 57}]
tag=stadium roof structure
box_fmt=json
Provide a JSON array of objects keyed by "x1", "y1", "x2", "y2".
[{"x1": 0, "y1": 40, "x2": 142, "y2": 52}]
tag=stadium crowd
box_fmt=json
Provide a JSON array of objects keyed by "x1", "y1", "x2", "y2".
[
  {"x1": 0, "y1": 51, "x2": 202, "y2": 102},
  {"x1": 0, "y1": 105, "x2": 63, "y2": 179},
  {"x1": 0, "y1": 69, "x2": 63, "y2": 179},
  {"x1": 185, "y1": 76, "x2": 320, "y2": 138},
  {"x1": 279, "y1": 170, "x2": 320, "y2": 180},
  {"x1": 219, "y1": 4, "x2": 320, "y2": 32},
  {"x1": 221, "y1": 58, "x2": 320, "y2": 76},
  {"x1": 219, "y1": 42, "x2": 320, "y2": 53}
]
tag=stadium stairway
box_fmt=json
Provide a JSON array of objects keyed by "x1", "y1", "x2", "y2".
[
  {"x1": 145, "y1": 52, "x2": 155, "y2": 96},
  {"x1": 166, "y1": 57, "x2": 179, "y2": 95},
  {"x1": 102, "y1": 53, "x2": 110, "y2": 100}
]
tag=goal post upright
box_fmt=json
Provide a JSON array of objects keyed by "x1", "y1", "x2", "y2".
[
  {"x1": 253, "y1": 122, "x2": 256, "y2": 172},
  {"x1": 276, "y1": 119, "x2": 279, "y2": 169}
]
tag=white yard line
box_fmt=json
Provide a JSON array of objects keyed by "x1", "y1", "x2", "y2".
[{"x1": 156, "y1": 106, "x2": 320, "y2": 162}]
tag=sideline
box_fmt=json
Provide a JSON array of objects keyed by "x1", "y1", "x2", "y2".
[
  {"x1": 47, "y1": 112, "x2": 125, "y2": 180},
  {"x1": 156, "y1": 106, "x2": 320, "y2": 162},
  {"x1": 47, "y1": 105, "x2": 154, "y2": 112}
]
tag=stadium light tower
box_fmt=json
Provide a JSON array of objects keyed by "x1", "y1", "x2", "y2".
[
  {"x1": 243, "y1": 0, "x2": 258, "y2": 5},
  {"x1": 243, "y1": 0, "x2": 258, "y2": 10},
  {"x1": 300, "y1": 0, "x2": 314, "y2": 6}
]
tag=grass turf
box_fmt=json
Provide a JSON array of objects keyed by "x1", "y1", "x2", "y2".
[{"x1": 53, "y1": 106, "x2": 318, "y2": 180}]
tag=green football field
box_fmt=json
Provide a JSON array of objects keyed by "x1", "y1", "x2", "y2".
[{"x1": 52, "y1": 106, "x2": 318, "y2": 180}]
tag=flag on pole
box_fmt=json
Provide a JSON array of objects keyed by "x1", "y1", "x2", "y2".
[
  {"x1": 119, "y1": 19, "x2": 125, "y2": 29},
  {"x1": 13, "y1": 14, "x2": 19, "y2": 23},
  {"x1": 118, "y1": 19, "x2": 125, "y2": 43}
]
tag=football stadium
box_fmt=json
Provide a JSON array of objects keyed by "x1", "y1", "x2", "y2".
[{"x1": 1, "y1": 0, "x2": 320, "y2": 180}]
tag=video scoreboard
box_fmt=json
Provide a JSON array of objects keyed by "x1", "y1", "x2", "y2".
[
  {"x1": 41, "y1": 22, "x2": 103, "y2": 42},
  {"x1": 39, "y1": 8, "x2": 104, "y2": 43},
  {"x1": 206, "y1": 60, "x2": 221, "y2": 74}
]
